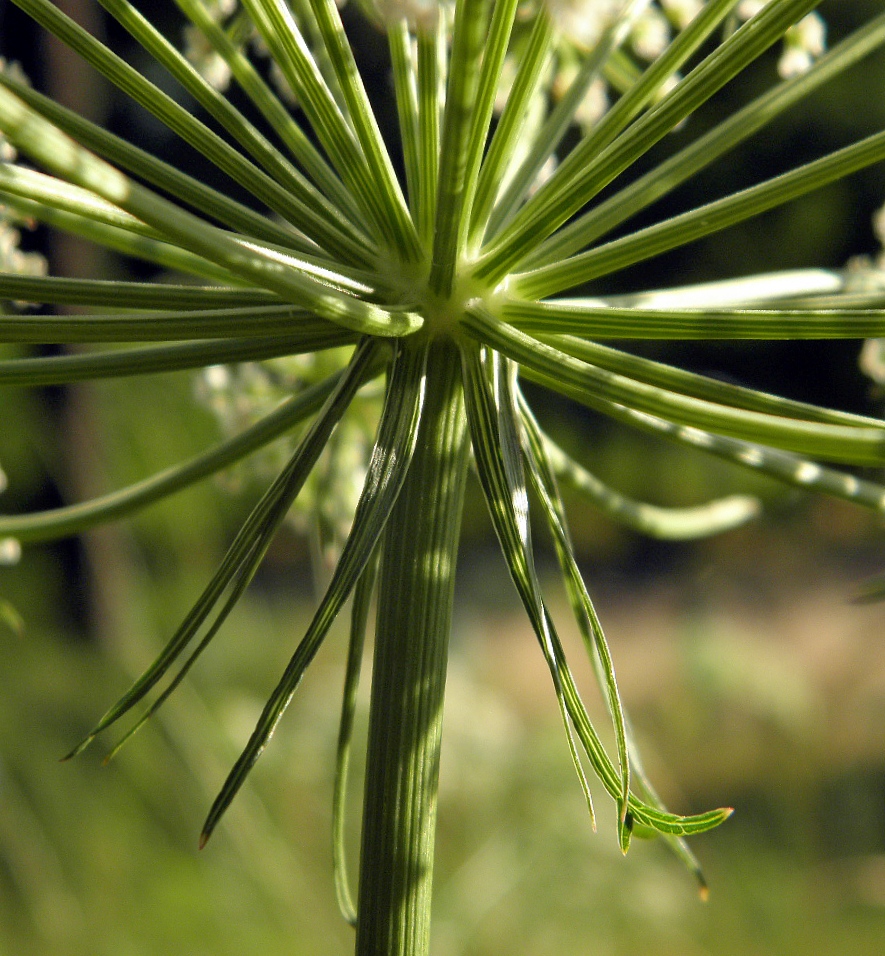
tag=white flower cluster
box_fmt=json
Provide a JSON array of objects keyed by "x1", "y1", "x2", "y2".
[
  {"x1": 0, "y1": 465, "x2": 21, "y2": 566},
  {"x1": 857, "y1": 204, "x2": 885, "y2": 387},
  {"x1": 736, "y1": 1, "x2": 826, "y2": 78},
  {"x1": 371, "y1": 0, "x2": 449, "y2": 31},
  {"x1": 183, "y1": 0, "x2": 238, "y2": 92}
]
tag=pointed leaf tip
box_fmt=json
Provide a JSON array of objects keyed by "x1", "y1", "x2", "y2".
[
  {"x1": 198, "y1": 831, "x2": 210, "y2": 851},
  {"x1": 619, "y1": 805, "x2": 633, "y2": 855},
  {"x1": 60, "y1": 734, "x2": 95, "y2": 762}
]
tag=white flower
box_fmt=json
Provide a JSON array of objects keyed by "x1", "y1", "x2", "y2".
[
  {"x1": 373, "y1": 0, "x2": 448, "y2": 31},
  {"x1": 0, "y1": 465, "x2": 19, "y2": 566},
  {"x1": 778, "y1": 13, "x2": 826, "y2": 79},
  {"x1": 184, "y1": 24, "x2": 233, "y2": 91},
  {"x1": 631, "y1": 6, "x2": 670, "y2": 61},
  {"x1": 661, "y1": 0, "x2": 703, "y2": 30},
  {"x1": 545, "y1": 0, "x2": 625, "y2": 51}
]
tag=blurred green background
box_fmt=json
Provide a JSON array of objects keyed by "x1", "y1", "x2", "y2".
[{"x1": 3, "y1": 1, "x2": 885, "y2": 953}]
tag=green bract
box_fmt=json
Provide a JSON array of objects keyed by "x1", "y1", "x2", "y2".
[{"x1": 2, "y1": 2, "x2": 885, "y2": 953}]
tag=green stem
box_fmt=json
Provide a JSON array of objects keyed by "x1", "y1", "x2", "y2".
[{"x1": 355, "y1": 338, "x2": 469, "y2": 956}]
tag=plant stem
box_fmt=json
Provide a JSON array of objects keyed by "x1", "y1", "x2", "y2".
[{"x1": 355, "y1": 337, "x2": 469, "y2": 956}]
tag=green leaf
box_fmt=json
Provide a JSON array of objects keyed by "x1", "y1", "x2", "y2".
[
  {"x1": 0, "y1": 336, "x2": 354, "y2": 388},
  {"x1": 478, "y1": 0, "x2": 793, "y2": 281},
  {"x1": 0, "y1": 82, "x2": 420, "y2": 336},
  {"x1": 333, "y1": 551, "x2": 378, "y2": 927},
  {"x1": 430, "y1": 0, "x2": 495, "y2": 295},
  {"x1": 0, "y1": 372, "x2": 349, "y2": 543},
  {"x1": 485, "y1": 0, "x2": 649, "y2": 238},
  {"x1": 0, "y1": 65, "x2": 305, "y2": 248},
  {"x1": 95, "y1": 0, "x2": 373, "y2": 264},
  {"x1": 200, "y1": 338, "x2": 429, "y2": 845},
  {"x1": 64, "y1": 340, "x2": 379, "y2": 760},
  {"x1": 174, "y1": 0, "x2": 362, "y2": 226},
  {"x1": 464, "y1": 309, "x2": 885, "y2": 466},
  {"x1": 503, "y1": 299, "x2": 885, "y2": 341},
  {"x1": 518, "y1": 396, "x2": 631, "y2": 847},
  {"x1": 0, "y1": 305, "x2": 334, "y2": 343},
  {"x1": 515, "y1": 128, "x2": 885, "y2": 299},
  {"x1": 468, "y1": 3, "x2": 552, "y2": 248},
  {"x1": 10, "y1": 0, "x2": 374, "y2": 264},
  {"x1": 306, "y1": 0, "x2": 420, "y2": 261},
  {"x1": 462, "y1": 343, "x2": 599, "y2": 829},
  {"x1": 527, "y1": 9, "x2": 885, "y2": 266},
  {"x1": 545, "y1": 335, "x2": 882, "y2": 428},
  {"x1": 520, "y1": 393, "x2": 760, "y2": 540}
]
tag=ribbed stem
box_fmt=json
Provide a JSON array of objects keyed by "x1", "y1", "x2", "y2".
[{"x1": 355, "y1": 338, "x2": 469, "y2": 956}]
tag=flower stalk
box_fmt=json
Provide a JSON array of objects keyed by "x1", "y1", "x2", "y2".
[{"x1": 356, "y1": 337, "x2": 468, "y2": 956}]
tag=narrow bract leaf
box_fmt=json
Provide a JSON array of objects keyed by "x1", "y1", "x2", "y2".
[
  {"x1": 465, "y1": 310, "x2": 885, "y2": 466},
  {"x1": 518, "y1": 398, "x2": 631, "y2": 845},
  {"x1": 201, "y1": 340, "x2": 429, "y2": 844},
  {"x1": 536, "y1": 426, "x2": 760, "y2": 540},
  {"x1": 333, "y1": 552, "x2": 379, "y2": 927},
  {"x1": 462, "y1": 343, "x2": 599, "y2": 829},
  {"x1": 0, "y1": 336, "x2": 355, "y2": 388},
  {"x1": 0, "y1": 65, "x2": 305, "y2": 247},
  {"x1": 63, "y1": 341, "x2": 379, "y2": 758},
  {"x1": 0, "y1": 373, "x2": 348, "y2": 543}
]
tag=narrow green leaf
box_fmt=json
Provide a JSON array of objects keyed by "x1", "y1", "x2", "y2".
[
  {"x1": 456, "y1": 0, "x2": 522, "y2": 251},
  {"x1": 333, "y1": 551, "x2": 378, "y2": 927},
  {"x1": 545, "y1": 336, "x2": 883, "y2": 430},
  {"x1": 462, "y1": 343, "x2": 599, "y2": 829},
  {"x1": 464, "y1": 309, "x2": 885, "y2": 466},
  {"x1": 527, "y1": 10, "x2": 885, "y2": 266},
  {"x1": 388, "y1": 20, "x2": 422, "y2": 236},
  {"x1": 239, "y1": 0, "x2": 405, "y2": 255},
  {"x1": 514, "y1": 129, "x2": 885, "y2": 299},
  {"x1": 306, "y1": 0, "x2": 420, "y2": 261},
  {"x1": 1, "y1": 190, "x2": 243, "y2": 284},
  {"x1": 599, "y1": 399, "x2": 885, "y2": 512},
  {"x1": 0, "y1": 305, "x2": 331, "y2": 343},
  {"x1": 94, "y1": 0, "x2": 374, "y2": 265},
  {"x1": 0, "y1": 83, "x2": 420, "y2": 336},
  {"x1": 174, "y1": 0, "x2": 363, "y2": 227},
  {"x1": 486, "y1": 0, "x2": 652, "y2": 238},
  {"x1": 430, "y1": 0, "x2": 494, "y2": 296},
  {"x1": 65, "y1": 340, "x2": 379, "y2": 759},
  {"x1": 416, "y1": 24, "x2": 442, "y2": 245},
  {"x1": 533, "y1": 423, "x2": 761, "y2": 539},
  {"x1": 518, "y1": 397, "x2": 631, "y2": 845},
  {"x1": 503, "y1": 298, "x2": 885, "y2": 340},
  {"x1": 475, "y1": 0, "x2": 822, "y2": 283},
  {"x1": 9, "y1": 0, "x2": 373, "y2": 262},
  {"x1": 0, "y1": 370, "x2": 348, "y2": 544},
  {"x1": 201, "y1": 339, "x2": 429, "y2": 845},
  {"x1": 0, "y1": 66, "x2": 304, "y2": 248},
  {"x1": 468, "y1": 4, "x2": 551, "y2": 249},
  {"x1": 0, "y1": 335, "x2": 354, "y2": 388}
]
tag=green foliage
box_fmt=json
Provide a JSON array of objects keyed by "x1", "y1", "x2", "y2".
[{"x1": 2, "y1": 1, "x2": 885, "y2": 952}]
